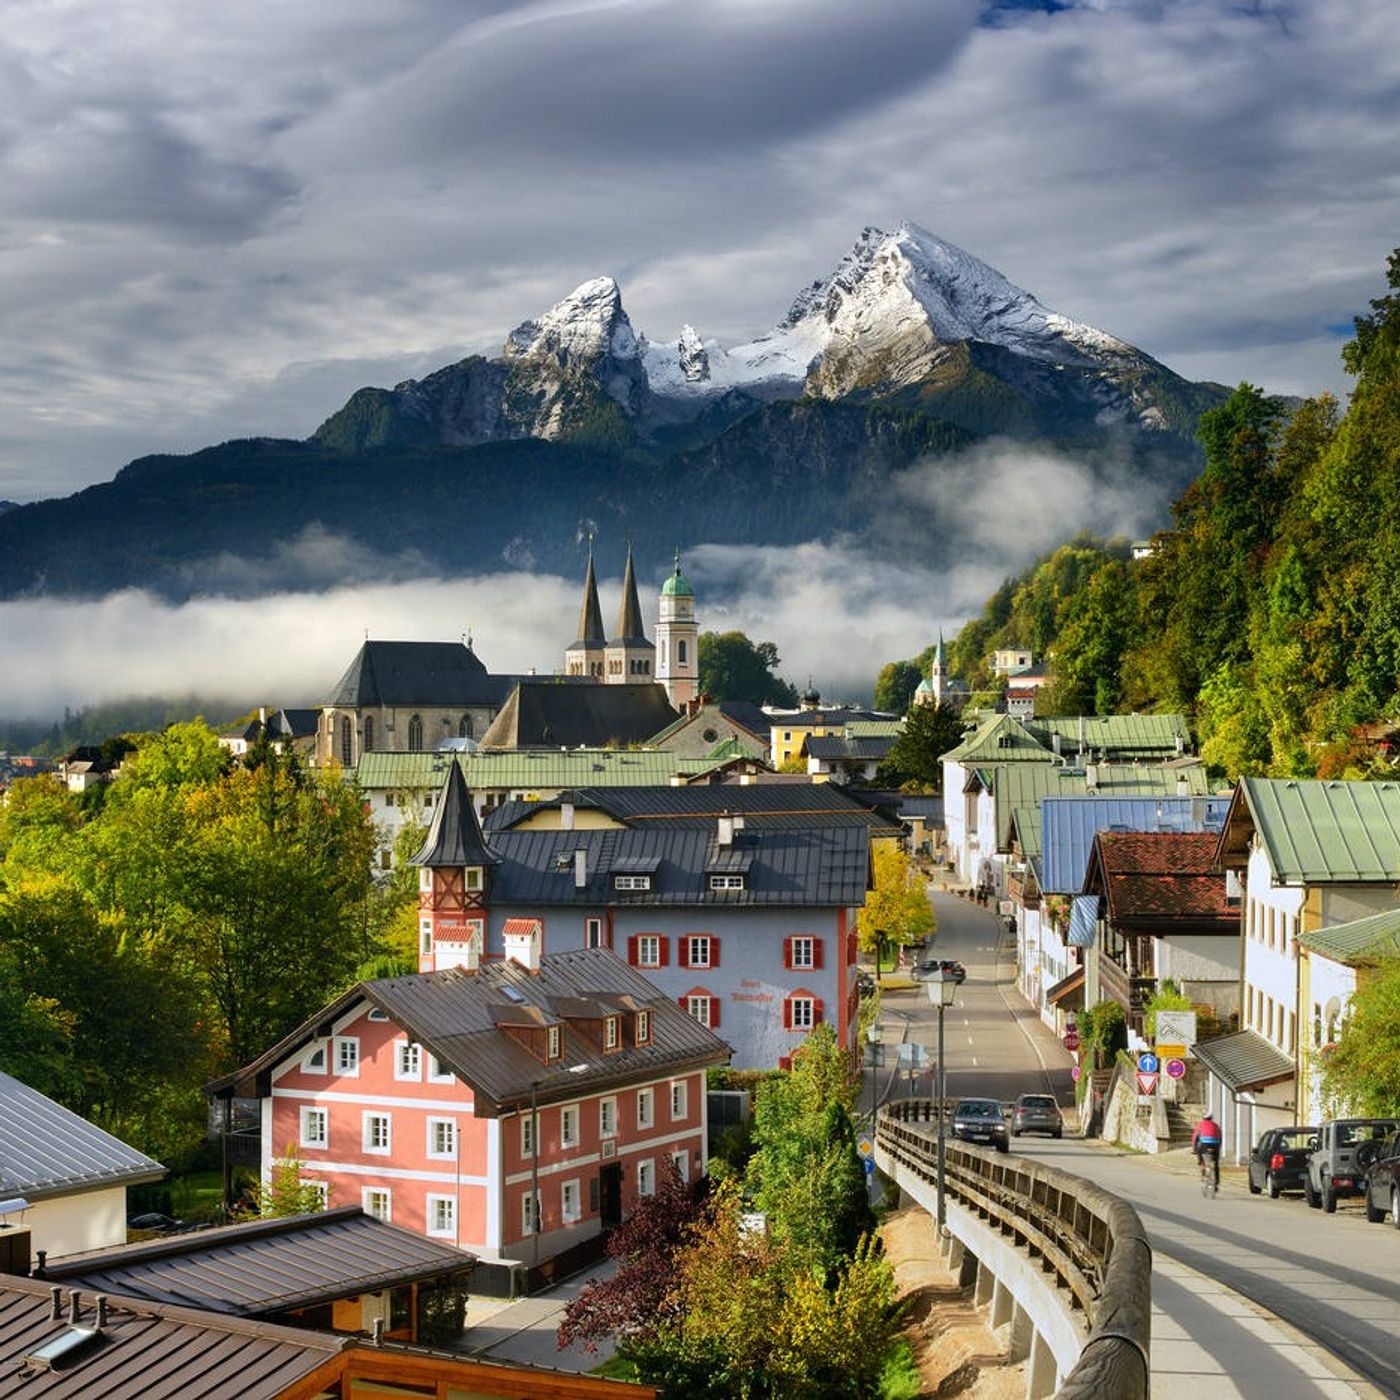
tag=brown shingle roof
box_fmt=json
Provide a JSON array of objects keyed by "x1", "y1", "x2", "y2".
[{"x1": 1087, "y1": 832, "x2": 1236, "y2": 924}]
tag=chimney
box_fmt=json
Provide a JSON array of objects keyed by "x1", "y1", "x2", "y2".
[
  {"x1": 1176, "y1": 776, "x2": 1190, "y2": 797},
  {"x1": 96, "y1": 1296, "x2": 108, "y2": 1328},
  {"x1": 49, "y1": 1287, "x2": 62, "y2": 1321},
  {"x1": 68, "y1": 1290, "x2": 80, "y2": 1326},
  {"x1": 561, "y1": 802, "x2": 575, "y2": 830},
  {"x1": 1176, "y1": 734, "x2": 1186, "y2": 755},
  {"x1": 372, "y1": 1318, "x2": 385, "y2": 1347},
  {"x1": 1052, "y1": 733, "x2": 1062, "y2": 756},
  {"x1": 717, "y1": 813, "x2": 734, "y2": 847},
  {"x1": 574, "y1": 849, "x2": 588, "y2": 890},
  {"x1": 258, "y1": 705, "x2": 267, "y2": 725},
  {"x1": 1078, "y1": 715, "x2": 1086, "y2": 752},
  {"x1": 1084, "y1": 764, "x2": 1098, "y2": 792}
]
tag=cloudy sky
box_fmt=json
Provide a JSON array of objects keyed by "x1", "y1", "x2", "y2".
[{"x1": 1, "y1": 0, "x2": 1396, "y2": 505}]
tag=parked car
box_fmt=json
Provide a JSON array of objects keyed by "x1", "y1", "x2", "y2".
[
  {"x1": 1247, "y1": 1125, "x2": 1319, "y2": 1198},
  {"x1": 1363, "y1": 1131, "x2": 1400, "y2": 1226},
  {"x1": 1011, "y1": 1093, "x2": 1063, "y2": 1139},
  {"x1": 913, "y1": 957, "x2": 967, "y2": 984},
  {"x1": 1304, "y1": 1118, "x2": 1400, "y2": 1212},
  {"x1": 951, "y1": 1097, "x2": 1010, "y2": 1152}
]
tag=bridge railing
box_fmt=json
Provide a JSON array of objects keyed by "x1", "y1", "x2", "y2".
[{"x1": 878, "y1": 1100, "x2": 1151, "y2": 1399}]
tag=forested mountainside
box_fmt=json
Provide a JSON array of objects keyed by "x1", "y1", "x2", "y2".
[{"x1": 926, "y1": 248, "x2": 1400, "y2": 781}]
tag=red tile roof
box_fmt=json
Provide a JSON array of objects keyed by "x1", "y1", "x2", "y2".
[{"x1": 1093, "y1": 832, "x2": 1237, "y2": 923}]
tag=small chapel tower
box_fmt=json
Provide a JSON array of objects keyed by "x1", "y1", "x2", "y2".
[
  {"x1": 656, "y1": 550, "x2": 698, "y2": 708},
  {"x1": 604, "y1": 541, "x2": 655, "y2": 683}
]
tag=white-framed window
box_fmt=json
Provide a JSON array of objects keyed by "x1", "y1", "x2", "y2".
[
  {"x1": 615, "y1": 874, "x2": 652, "y2": 891},
  {"x1": 465, "y1": 866, "x2": 482, "y2": 891},
  {"x1": 300, "y1": 1106, "x2": 328, "y2": 1149},
  {"x1": 636, "y1": 1010, "x2": 651, "y2": 1044},
  {"x1": 686, "y1": 935, "x2": 712, "y2": 968},
  {"x1": 561, "y1": 1104, "x2": 580, "y2": 1149},
  {"x1": 419, "y1": 918, "x2": 433, "y2": 955},
  {"x1": 672, "y1": 1150, "x2": 689, "y2": 1183},
  {"x1": 334, "y1": 1036, "x2": 360, "y2": 1076},
  {"x1": 428, "y1": 1053, "x2": 454, "y2": 1084},
  {"x1": 426, "y1": 1194, "x2": 456, "y2": 1238},
  {"x1": 585, "y1": 916, "x2": 604, "y2": 948},
  {"x1": 303, "y1": 1178, "x2": 329, "y2": 1209},
  {"x1": 599, "y1": 1097, "x2": 617, "y2": 1137},
  {"x1": 521, "y1": 1115, "x2": 535, "y2": 1158},
  {"x1": 605, "y1": 1016, "x2": 619, "y2": 1050},
  {"x1": 687, "y1": 995, "x2": 713, "y2": 1026},
  {"x1": 670, "y1": 1080, "x2": 688, "y2": 1120},
  {"x1": 637, "y1": 1159, "x2": 655, "y2": 1197},
  {"x1": 561, "y1": 1178, "x2": 581, "y2": 1223},
  {"x1": 709, "y1": 874, "x2": 744, "y2": 891},
  {"x1": 790, "y1": 997, "x2": 815, "y2": 1030},
  {"x1": 363, "y1": 1187, "x2": 391, "y2": 1222},
  {"x1": 363, "y1": 1112, "x2": 391, "y2": 1155},
  {"x1": 427, "y1": 1117, "x2": 457, "y2": 1159},
  {"x1": 638, "y1": 935, "x2": 661, "y2": 968},
  {"x1": 394, "y1": 1041, "x2": 422, "y2": 1081},
  {"x1": 790, "y1": 936, "x2": 815, "y2": 970},
  {"x1": 637, "y1": 1087, "x2": 654, "y2": 1130},
  {"x1": 419, "y1": 868, "x2": 433, "y2": 892},
  {"x1": 301, "y1": 1042, "x2": 327, "y2": 1074},
  {"x1": 547, "y1": 1025, "x2": 562, "y2": 1060},
  {"x1": 521, "y1": 1190, "x2": 540, "y2": 1236}
]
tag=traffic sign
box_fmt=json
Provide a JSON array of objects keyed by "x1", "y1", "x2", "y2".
[
  {"x1": 857, "y1": 1137, "x2": 874, "y2": 1160},
  {"x1": 1156, "y1": 1043, "x2": 1188, "y2": 1064},
  {"x1": 1135, "y1": 1071, "x2": 1159, "y2": 1096},
  {"x1": 1164, "y1": 1058, "x2": 1186, "y2": 1080},
  {"x1": 1071, "y1": 1065, "x2": 1082, "y2": 1082},
  {"x1": 863, "y1": 1157, "x2": 875, "y2": 1177},
  {"x1": 1137, "y1": 1052, "x2": 1159, "y2": 1074},
  {"x1": 1063, "y1": 1029, "x2": 1081, "y2": 1052}
]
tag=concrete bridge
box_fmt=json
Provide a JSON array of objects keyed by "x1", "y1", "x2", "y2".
[{"x1": 876, "y1": 1100, "x2": 1150, "y2": 1400}]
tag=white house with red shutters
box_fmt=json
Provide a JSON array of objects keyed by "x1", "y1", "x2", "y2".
[
  {"x1": 410, "y1": 765, "x2": 872, "y2": 1069},
  {"x1": 209, "y1": 947, "x2": 728, "y2": 1268}
]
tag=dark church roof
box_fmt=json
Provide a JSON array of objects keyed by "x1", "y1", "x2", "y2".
[
  {"x1": 412, "y1": 761, "x2": 497, "y2": 867},
  {"x1": 608, "y1": 544, "x2": 652, "y2": 649},
  {"x1": 567, "y1": 547, "x2": 606, "y2": 651},
  {"x1": 325, "y1": 640, "x2": 503, "y2": 707},
  {"x1": 479, "y1": 681, "x2": 678, "y2": 751}
]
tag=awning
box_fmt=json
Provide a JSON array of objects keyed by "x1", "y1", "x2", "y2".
[
  {"x1": 1068, "y1": 895, "x2": 1100, "y2": 947},
  {"x1": 1047, "y1": 967, "x2": 1085, "y2": 1009},
  {"x1": 1192, "y1": 1030, "x2": 1294, "y2": 1092}
]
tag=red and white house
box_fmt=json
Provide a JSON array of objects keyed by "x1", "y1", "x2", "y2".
[{"x1": 210, "y1": 947, "x2": 729, "y2": 1264}]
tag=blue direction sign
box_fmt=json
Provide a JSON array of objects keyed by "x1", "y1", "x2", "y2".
[
  {"x1": 863, "y1": 1158, "x2": 875, "y2": 1177},
  {"x1": 1137, "y1": 1052, "x2": 1159, "y2": 1075}
]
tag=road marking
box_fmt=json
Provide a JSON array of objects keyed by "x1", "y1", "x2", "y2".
[{"x1": 972, "y1": 1057, "x2": 979, "y2": 1067}]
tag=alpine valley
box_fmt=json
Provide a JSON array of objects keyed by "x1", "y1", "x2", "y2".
[{"x1": 0, "y1": 223, "x2": 1229, "y2": 600}]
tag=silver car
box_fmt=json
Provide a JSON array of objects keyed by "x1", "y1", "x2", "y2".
[{"x1": 1011, "y1": 1093, "x2": 1064, "y2": 1139}]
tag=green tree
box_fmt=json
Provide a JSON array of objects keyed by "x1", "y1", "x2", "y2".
[
  {"x1": 874, "y1": 702, "x2": 964, "y2": 791},
  {"x1": 1321, "y1": 959, "x2": 1400, "y2": 1117},
  {"x1": 257, "y1": 1147, "x2": 332, "y2": 1217},
  {"x1": 697, "y1": 632, "x2": 799, "y2": 707},
  {"x1": 873, "y1": 660, "x2": 922, "y2": 714},
  {"x1": 856, "y1": 844, "x2": 934, "y2": 970}
]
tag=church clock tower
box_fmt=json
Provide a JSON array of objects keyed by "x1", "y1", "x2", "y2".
[{"x1": 656, "y1": 550, "x2": 698, "y2": 708}]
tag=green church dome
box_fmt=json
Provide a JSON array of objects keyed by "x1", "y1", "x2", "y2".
[{"x1": 661, "y1": 552, "x2": 694, "y2": 597}]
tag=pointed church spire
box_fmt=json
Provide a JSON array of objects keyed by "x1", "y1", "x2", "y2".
[
  {"x1": 576, "y1": 535, "x2": 605, "y2": 643},
  {"x1": 411, "y1": 761, "x2": 497, "y2": 868},
  {"x1": 614, "y1": 538, "x2": 647, "y2": 642}
]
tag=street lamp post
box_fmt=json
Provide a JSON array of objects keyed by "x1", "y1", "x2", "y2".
[{"x1": 925, "y1": 968, "x2": 958, "y2": 1230}]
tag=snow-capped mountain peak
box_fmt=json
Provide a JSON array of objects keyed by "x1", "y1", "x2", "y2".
[{"x1": 503, "y1": 275, "x2": 640, "y2": 366}]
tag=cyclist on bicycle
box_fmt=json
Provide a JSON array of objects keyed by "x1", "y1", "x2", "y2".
[{"x1": 1192, "y1": 1110, "x2": 1221, "y2": 1187}]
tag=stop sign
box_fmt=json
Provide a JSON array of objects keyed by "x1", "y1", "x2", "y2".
[{"x1": 1063, "y1": 1029, "x2": 1080, "y2": 1052}]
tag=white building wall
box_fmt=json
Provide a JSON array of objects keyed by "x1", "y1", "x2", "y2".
[
  {"x1": 24, "y1": 1185, "x2": 130, "y2": 1268},
  {"x1": 1304, "y1": 953, "x2": 1359, "y2": 1121},
  {"x1": 1241, "y1": 845, "x2": 1304, "y2": 1063}
]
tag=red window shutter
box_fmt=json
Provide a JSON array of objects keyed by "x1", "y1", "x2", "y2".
[
  {"x1": 709, "y1": 997, "x2": 721, "y2": 1029},
  {"x1": 678, "y1": 938, "x2": 690, "y2": 969},
  {"x1": 812, "y1": 998, "x2": 825, "y2": 1025},
  {"x1": 678, "y1": 995, "x2": 688, "y2": 1010},
  {"x1": 847, "y1": 932, "x2": 858, "y2": 962},
  {"x1": 709, "y1": 937, "x2": 720, "y2": 969},
  {"x1": 782, "y1": 937, "x2": 793, "y2": 971},
  {"x1": 627, "y1": 935, "x2": 639, "y2": 965},
  {"x1": 782, "y1": 996, "x2": 793, "y2": 1030},
  {"x1": 658, "y1": 938, "x2": 670, "y2": 967},
  {"x1": 812, "y1": 939, "x2": 824, "y2": 970}
]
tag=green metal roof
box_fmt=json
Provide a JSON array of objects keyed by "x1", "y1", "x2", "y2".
[
  {"x1": 1240, "y1": 777, "x2": 1400, "y2": 883},
  {"x1": 1298, "y1": 908, "x2": 1400, "y2": 965},
  {"x1": 1028, "y1": 713, "x2": 1191, "y2": 754},
  {"x1": 356, "y1": 748, "x2": 705, "y2": 792},
  {"x1": 1011, "y1": 804, "x2": 1043, "y2": 861},
  {"x1": 847, "y1": 720, "x2": 903, "y2": 738},
  {"x1": 940, "y1": 713, "x2": 1052, "y2": 765}
]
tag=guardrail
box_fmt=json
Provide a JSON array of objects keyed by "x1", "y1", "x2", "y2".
[{"x1": 878, "y1": 1100, "x2": 1151, "y2": 1399}]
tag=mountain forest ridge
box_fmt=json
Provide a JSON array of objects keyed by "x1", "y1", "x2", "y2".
[{"x1": 0, "y1": 222, "x2": 1232, "y2": 600}]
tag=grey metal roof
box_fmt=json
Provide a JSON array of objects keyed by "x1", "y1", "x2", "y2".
[
  {"x1": 410, "y1": 761, "x2": 498, "y2": 867},
  {"x1": 1039, "y1": 795, "x2": 1231, "y2": 895},
  {"x1": 479, "y1": 681, "x2": 676, "y2": 750},
  {"x1": 43, "y1": 1208, "x2": 474, "y2": 1315},
  {"x1": 324, "y1": 639, "x2": 502, "y2": 707},
  {"x1": 213, "y1": 947, "x2": 731, "y2": 1114},
  {"x1": 0, "y1": 1273, "x2": 344, "y2": 1399},
  {"x1": 487, "y1": 825, "x2": 871, "y2": 908},
  {"x1": 0, "y1": 1072, "x2": 164, "y2": 1203},
  {"x1": 803, "y1": 734, "x2": 895, "y2": 762},
  {"x1": 1192, "y1": 1029, "x2": 1295, "y2": 1091}
]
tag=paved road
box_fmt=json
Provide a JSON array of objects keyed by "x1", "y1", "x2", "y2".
[{"x1": 874, "y1": 891, "x2": 1400, "y2": 1397}]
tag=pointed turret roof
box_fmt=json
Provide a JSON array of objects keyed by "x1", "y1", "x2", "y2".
[
  {"x1": 570, "y1": 541, "x2": 605, "y2": 648},
  {"x1": 411, "y1": 762, "x2": 497, "y2": 868},
  {"x1": 610, "y1": 541, "x2": 651, "y2": 647}
]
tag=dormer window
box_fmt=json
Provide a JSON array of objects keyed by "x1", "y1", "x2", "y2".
[
  {"x1": 605, "y1": 1016, "x2": 620, "y2": 1051},
  {"x1": 635, "y1": 1010, "x2": 651, "y2": 1045},
  {"x1": 709, "y1": 874, "x2": 745, "y2": 891},
  {"x1": 547, "y1": 1025, "x2": 562, "y2": 1060},
  {"x1": 614, "y1": 874, "x2": 652, "y2": 892}
]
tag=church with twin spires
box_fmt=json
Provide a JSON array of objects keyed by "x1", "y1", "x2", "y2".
[{"x1": 565, "y1": 541, "x2": 698, "y2": 710}]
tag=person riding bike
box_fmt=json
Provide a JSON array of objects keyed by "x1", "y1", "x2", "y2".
[{"x1": 1192, "y1": 1110, "x2": 1222, "y2": 1188}]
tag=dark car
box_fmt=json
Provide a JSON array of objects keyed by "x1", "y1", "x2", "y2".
[
  {"x1": 1011, "y1": 1093, "x2": 1063, "y2": 1139},
  {"x1": 1247, "y1": 1125, "x2": 1318, "y2": 1198},
  {"x1": 913, "y1": 957, "x2": 967, "y2": 984},
  {"x1": 952, "y1": 1097, "x2": 1009, "y2": 1152},
  {"x1": 1363, "y1": 1131, "x2": 1400, "y2": 1226}
]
